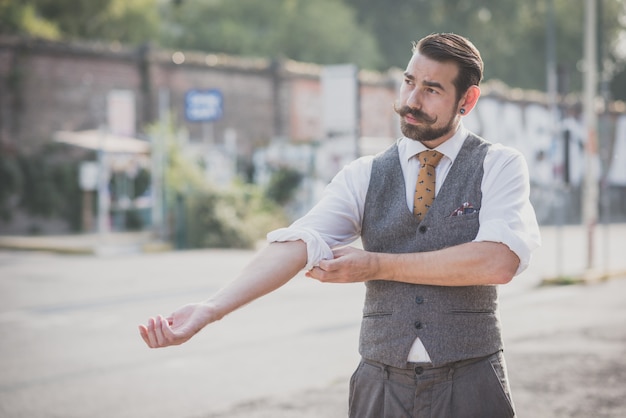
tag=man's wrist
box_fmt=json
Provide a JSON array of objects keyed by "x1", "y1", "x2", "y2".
[{"x1": 200, "y1": 299, "x2": 225, "y2": 323}]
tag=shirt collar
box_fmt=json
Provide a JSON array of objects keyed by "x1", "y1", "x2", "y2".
[{"x1": 399, "y1": 122, "x2": 469, "y2": 163}]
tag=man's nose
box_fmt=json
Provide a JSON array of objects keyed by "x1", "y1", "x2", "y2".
[{"x1": 406, "y1": 89, "x2": 423, "y2": 109}]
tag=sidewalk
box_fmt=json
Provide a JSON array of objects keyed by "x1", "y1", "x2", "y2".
[
  {"x1": 1, "y1": 223, "x2": 625, "y2": 282},
  {"x1": 516, "y1": 222, "x2": 626, "y2": 286},
  {"x1": 0, "y1": 230, "x2": 171, "y2": 256}
]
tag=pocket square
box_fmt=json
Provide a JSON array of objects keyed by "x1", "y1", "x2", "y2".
[{"x1": 450, "y1": 202, "x2": 478, "y2": 217}]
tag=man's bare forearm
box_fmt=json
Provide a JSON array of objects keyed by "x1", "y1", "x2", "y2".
[
  {"x1": 207, "y1": 240, "x2": 308, "y2": 320},
  {"x1": 139, "y1": 240, "x2": 308, "y2": 348},
  {"x1": 378, "y1": 241, "x2": 519, "y2": 286},
  {"x1": 309, "y1": 241, "x2": 519, "y2": 286}
]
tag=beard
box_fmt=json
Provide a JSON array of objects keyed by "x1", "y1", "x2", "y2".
[{"x1": 393, "y1": 103, "x2": 457, "y2": 143}]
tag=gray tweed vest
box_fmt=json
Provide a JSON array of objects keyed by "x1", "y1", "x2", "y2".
[{"x1": 360, "y1": 133, "x2": 502, "y2": 368}]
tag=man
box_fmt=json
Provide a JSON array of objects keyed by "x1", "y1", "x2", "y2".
[{"x1": 140, "y1": 33, "x2": 541, "y2": 417}]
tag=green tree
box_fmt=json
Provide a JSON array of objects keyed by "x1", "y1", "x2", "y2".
[
  {"x1": 2, "y1": 0, "x2": 624, "y2": 98},
  {"x1": 159, "y1": 0, "x2": 383, "y2": 68},
  {"x1": 0, "y1": 0, "x2": 161, "y2": 45},
  {"x1": 345, "y1": 0, "x2": 626, "y2": 97},
  {"x1": 0, "y1": 0, "x2": 61, "y2": 38}
]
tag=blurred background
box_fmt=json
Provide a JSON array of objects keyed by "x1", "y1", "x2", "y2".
[
  {"x1": 0, "y1": 0, "x2": 625, "y2": 249},
  {"x1": 1, "y1": 2, "x2": 626, "y2": 418}
]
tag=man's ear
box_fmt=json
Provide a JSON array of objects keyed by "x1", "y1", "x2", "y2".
[{"x1": 458, "y1": 85, "x2": 481, "y2": 115}]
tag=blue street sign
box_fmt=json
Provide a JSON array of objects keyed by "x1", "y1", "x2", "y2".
[{"x1": 185, "y1": 89, "x2": 223, "y2": 122}]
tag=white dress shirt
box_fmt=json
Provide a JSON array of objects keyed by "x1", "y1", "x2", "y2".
[{"x1": 268, "y1": 123, "x2": 542, "y2": 362}]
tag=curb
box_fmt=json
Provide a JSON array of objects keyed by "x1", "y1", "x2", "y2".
[
  {"x1": 540, "y1": 269, "x2": 626, "y2": 286},
  {"x1": 0, "y1": 234, "x2": 172, "y2": 255},
  {"x1": 0, "y1": 241, "x2": 94, "y2": 255}
]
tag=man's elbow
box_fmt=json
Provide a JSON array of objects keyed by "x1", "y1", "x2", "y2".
[
  {"x1": 489, "y1": 252, "x2": 519, "y2": 285},
  {"x1": 489, "y1": 268, "x2": 516, "y2": 285},
  {"x1": 479, "y1": 243, "x2": 519, "y2": 285}
]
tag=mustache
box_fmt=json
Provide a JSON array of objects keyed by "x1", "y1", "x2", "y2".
[{"x1": 393, "y1": 103, "x2": 437, "y2": 124}]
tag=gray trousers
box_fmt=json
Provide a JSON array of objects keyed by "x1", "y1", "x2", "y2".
[{"x1": 348, "y1": 351, "x2": 515, "y2": 418}]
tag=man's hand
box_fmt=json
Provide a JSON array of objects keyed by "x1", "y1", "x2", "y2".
[
  {"x1": 138, "y1": 242, "x2": 308, "y2": 349},
  {"x1": 306, "y1": 246, "x2": 381, "y2": 283},
  {"x1": 138, "y1": 302, "x2": 217, "y2": 348},
  {"x1": 308, "y1": 242, "x2": 520, "y2": 287}
]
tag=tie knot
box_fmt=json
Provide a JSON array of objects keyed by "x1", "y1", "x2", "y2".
[{"x1": 417, "y1": 150, "x2": 444, "y2": 167}]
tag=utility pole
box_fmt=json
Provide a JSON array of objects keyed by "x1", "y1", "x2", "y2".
[
  {"x1": 152, "y1": 89, "x2": 169, "y2": 241},
  {"x1": 546, "y1": 0, "x2": 558, "y2": 117},
  {"x1": 582, "y1": 0, "x2": 599, "y2": 272},
  {"x1": 546, "y1": 0, "x2": 565, "y2": 277}
]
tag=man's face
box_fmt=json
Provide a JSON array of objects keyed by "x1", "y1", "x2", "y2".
[{"x1": 395, "y1": 52, "x2": 462, "y2": 148}]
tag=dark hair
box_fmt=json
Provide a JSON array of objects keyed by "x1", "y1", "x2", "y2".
[{"x1": 412, "y1": 33, "x2": 483, "y2": 101}]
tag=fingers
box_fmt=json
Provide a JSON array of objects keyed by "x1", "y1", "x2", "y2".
[
  {"x1": 307, "y1": 265, "x2": 338, "y2": 283},
  {"x1": 154, "y1": 315, "x2": 167, "y2": 346},
  {"x1": 138, "y1": 324, "x2": 151, "y2": 346},
  {"x1": 311, "y1": 246, "x2": 357, "y2": 276},
  {"x1": 139, "y1": 315, "x2": 175, "y2": 348},
  {"x1": 147, "y1": 317, "x2": 159, "y2": 347},
  {"x1": 160, "y1": 315, "x2": 179, "y2": 343},
  {"x1": 139, "y1": 303, "x2": 213, "y2": 349},
  {"x1": 307, "y1": 250, "x2": 370, "y2": 283},
  {"x1": 318, "y1": 257, "x2": 339, "y2": 272}
]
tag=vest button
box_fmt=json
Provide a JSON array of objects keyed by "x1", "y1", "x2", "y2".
[
  {"x1": 414, "y1": 366, "x2": 424, "y2": 375},
  {"x1": 414, "y1": 321, "x2": 422, "y2": 330},
  {"x1": 418, "y1": 225, "x2": 427, "y2": 233},
  {"x1": 415, "y1": 296, "x2": 423, "y2": 304}
]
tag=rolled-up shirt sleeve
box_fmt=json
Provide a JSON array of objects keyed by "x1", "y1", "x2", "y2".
[
  {"x1": 266, "y1": 227, "x2": 333, "y2": 271},
  {"x1": 267, "y1": 156, "x2": 373, "y2": 270},
  {"x1": 474, "y1": 144, "x2": 542, "y2": 275}
]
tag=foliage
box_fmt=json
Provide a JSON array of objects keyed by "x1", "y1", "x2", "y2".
[
  {"x1": 611, "y1": 66, "x2": 626, "y2": 101},
  {"x1": 0, "y1": 1, "x2": 60, "y2": 39},
  {"x1": 0, "y1": 144, "x2": 83, "y2": 231},
  {"x1": 344, "y1": 0, "x2": 626, "y2": 97},
  {"x1": 133, "y1": 167, "x2": 151, "y2": 198},
  {"x1": 185, "y1": 183, "x2": 287, "y2": 249},
  {"x1": 159, "y1": 0, "x2": 383, "y2": 68},
  {"x1": 2, "y1": 0, "x2": 625, "y2": 98},
  {"x1": 0, "y1": 149, "x2": 23, "y2": 221},
  {"x1": 265, "y1": 167, "x2": 303, "y2": 205},
  {"x1": 146, "y1": 119, "x2": 288, "y2": 249},
  {"x1": 0, "y1": 0, "x2": 160, "y2": 44}
]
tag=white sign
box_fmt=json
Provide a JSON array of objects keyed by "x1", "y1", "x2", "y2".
[
  {"x1": 107, "y1": 90, "x2": 136, "y2": 136},
  {"x1": 321, "y1": 64, "x2": 358, "y2": 139},
  {"x1": 79, "y1": 161, "x2": 99, "y2": 191}
]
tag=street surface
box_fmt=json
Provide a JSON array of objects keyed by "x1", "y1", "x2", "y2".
[
  {"x1": 0, "y1": 248, "x2": 364, "y2": 418},
  {"x1": 1, "y1": 223, "x2": 625, "y2": 417}
]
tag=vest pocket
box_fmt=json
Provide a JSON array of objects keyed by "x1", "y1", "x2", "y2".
[
  {"x1": 449, "y1": 309, "x2": 495, "y2": 315},
  {"x1": 443, "y1": 210, "x2": 479, "y2": 223},
  {"x1": 363, "y1": 311, "x2": 393, "y2": 318}
]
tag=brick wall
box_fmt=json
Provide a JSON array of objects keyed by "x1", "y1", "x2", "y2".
[
  {"x1": 2, "y1": 36, "x2": 624, "y2": 233},
  {"x1": 0, "y1": 37, "x2": 399, "y2": 160}
]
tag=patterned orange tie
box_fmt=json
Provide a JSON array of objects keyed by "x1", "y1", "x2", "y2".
[{"x1": 413, "y1": 150, "x2": 444, "y2": 221}]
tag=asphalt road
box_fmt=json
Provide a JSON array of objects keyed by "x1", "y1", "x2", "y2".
[
  {"x1": 0, "y1": 248, "x2": 364, "y2": 418},
  {"x1": 1, "y1": 224, "x2": 625, "y2": 417}
]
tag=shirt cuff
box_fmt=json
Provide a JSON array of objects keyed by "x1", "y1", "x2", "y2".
[
  {"x1": 474, "y1": 219, "x2": 540, "y2": 276},
  {"x1": 267, "y1": 227, "x2": 334, "y2": 271}
]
